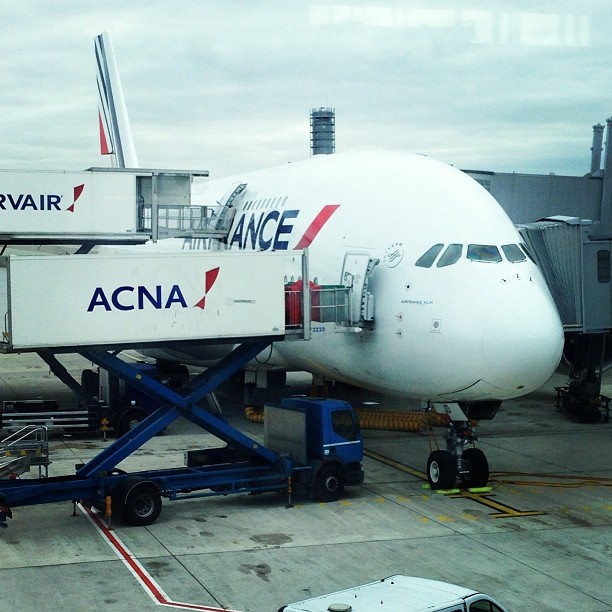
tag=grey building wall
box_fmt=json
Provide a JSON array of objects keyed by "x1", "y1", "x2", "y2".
[{"x1": 464, "y1": 170, "x2": 603, "y2": 224}]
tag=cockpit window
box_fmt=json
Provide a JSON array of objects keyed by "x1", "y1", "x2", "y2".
[
  {"x1": 415, "y1": 243, "x2": 444, "y2": 268},
  {"x1": 467, "y1": 244, "x2": 502, "y2": 263},
  {"x1": 437, "y1": 243, "x2": 463, "y2": 267},
  {"x1": 520, "y1": 242, "x2": 537, "y2": 264},
  {"x1": 502, "y1": 244, "x2": 526, "y2": 263}
]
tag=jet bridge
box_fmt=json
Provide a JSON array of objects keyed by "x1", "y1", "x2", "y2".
[{"x1": 519, "y1": 217, "x2": 612, "y2": 421}]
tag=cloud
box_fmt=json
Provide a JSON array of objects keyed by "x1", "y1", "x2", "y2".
[{"x1": 0, "y1": 1, "x2": 611, "y2": 177}]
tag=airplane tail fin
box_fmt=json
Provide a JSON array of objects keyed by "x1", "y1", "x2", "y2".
[{"x1": 95, "y1": 32, "x2": 139, "y2": 168}]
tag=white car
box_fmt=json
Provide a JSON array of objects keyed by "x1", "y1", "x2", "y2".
[{"x1": 279, "y1": 575, "x2": 508, "y2": 612}]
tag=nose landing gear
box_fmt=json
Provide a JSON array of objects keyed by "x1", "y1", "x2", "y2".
[{"x1": 426, "y1": 402, "x2": 496, "y2": 490}]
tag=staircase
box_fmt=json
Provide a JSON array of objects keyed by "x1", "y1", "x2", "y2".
[{"x1": 0, "y1": 425, "x2": 50, "y2": 479}]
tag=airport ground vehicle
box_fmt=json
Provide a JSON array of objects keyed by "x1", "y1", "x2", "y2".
[
  {"x1": 0, "y1": 392, "x2": 363, "y2": 528},
  {"x1": 279, "y1": 575, "x2": 507, "y2": 612},
  {"x1": 0, "y1": 361, "x2": 188, "y2": 437},
  {"x1": 0, "y1": 245, "x2": 362, "y2": 529}
]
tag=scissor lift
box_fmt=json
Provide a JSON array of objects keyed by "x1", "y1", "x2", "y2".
[
  {"x1": 0, "y1": 341, "x2": 366, "y2": 528},
  {"x1": 0, "y1": 167, "x2": 365, "y2": 528}
]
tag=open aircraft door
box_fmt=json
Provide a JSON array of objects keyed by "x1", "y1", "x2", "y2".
[{"x1": 341, "y1": 251, "x2": 379, "y2": 325}]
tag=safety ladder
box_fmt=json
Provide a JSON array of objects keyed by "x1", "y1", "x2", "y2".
[{"x1": 0, "y1": 425, "x2": 50, "y2": 478}]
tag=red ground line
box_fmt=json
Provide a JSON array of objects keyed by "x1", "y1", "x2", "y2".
[{"x1": 79, "y1": 503, "x2": 241, "y2": 612}]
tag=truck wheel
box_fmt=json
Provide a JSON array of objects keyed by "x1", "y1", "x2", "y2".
[
  {"x1": 313, "y1": 463, "x2": 345, "y2": 502},
  {"x1": 460, "y1": 448, "x2": 489, "y2": 488},
  {"x1": 117, "y1": 407, "x2": 148, "y2": 437},
  {"x1": 427, "y1": 450, "x2": 457, "y2": 490},
  {"x1": 81, "y1": 369, "x2": 99, "y2": 397},
  {"x1": 122, "y1": 482, "x2": 162, "y2": 526}
]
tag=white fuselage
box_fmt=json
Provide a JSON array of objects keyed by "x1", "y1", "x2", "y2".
[{"x1": 138, "y1": 150, "x2": 564, "y2": 402}]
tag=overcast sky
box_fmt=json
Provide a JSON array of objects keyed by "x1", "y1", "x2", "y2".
[{"x1": 1, "y1": 1, "x2": 611, "y2": 179}]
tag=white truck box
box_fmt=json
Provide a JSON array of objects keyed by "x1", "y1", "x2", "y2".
[
  {"x1": 279, "y1": 575, "x2": 507, "y2": 612},
  {"x1": 0, "y1": 169, "x2": 137, "y2": 234},
  {"x1": 1, "y1": 251, "x2": 286, "y2": 350}
]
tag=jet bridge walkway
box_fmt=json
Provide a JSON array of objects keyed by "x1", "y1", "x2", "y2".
[{"x1": 519, "y1": 217, "x2": 612, "y2": 421}]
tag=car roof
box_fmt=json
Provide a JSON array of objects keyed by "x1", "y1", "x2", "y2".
[{"x1": 284, "y1": 575, "x2": 480, "y2": 611}]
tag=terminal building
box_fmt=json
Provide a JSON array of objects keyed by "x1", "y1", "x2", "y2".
[{"x1": 464, "y1": 121, "x2": 611, "y2": 225}]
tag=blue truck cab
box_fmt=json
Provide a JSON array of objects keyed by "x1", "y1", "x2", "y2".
[{"x1": 264, "y1": 397, "x2": 364, "y2": 502}]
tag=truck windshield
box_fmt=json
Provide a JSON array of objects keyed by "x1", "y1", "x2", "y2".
[
  {"x1": 331, "y1": 410, "x2": 360, "y2": 441},
  {"x1": 469, "y1": 599, "x2": 505, "y2": 611}
]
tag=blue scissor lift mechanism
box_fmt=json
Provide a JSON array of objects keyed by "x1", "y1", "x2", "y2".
[
  {"x1": 0, "y1": 338, "x2": 299, "y2": 527},
  {"x1": 0, "y1": 339, "x2": 272, "y2": 520}
]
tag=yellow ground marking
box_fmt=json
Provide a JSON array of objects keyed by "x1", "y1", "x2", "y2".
[
  {"x1": 450, "y1": 490, "x2": 545, "y2": 518},
  {"x1": 364, "y1": 448, "x2": 544, "y2": 518},
  {"x1": 363, "y1": 448, "x2": 427, "y2": 479}
]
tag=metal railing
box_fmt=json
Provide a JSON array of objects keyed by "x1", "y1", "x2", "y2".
[
  {"x1": 0, "y1": 424, "x2": 50, "y2": 478},
  {"x1": 285, "y1": 286, "x2": 350, "y2": 329},
  {"x1": 138, "y1": 204, "x2": 221, "y2": 235}
]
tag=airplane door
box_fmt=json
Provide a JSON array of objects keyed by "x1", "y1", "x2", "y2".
[
  {"x1": 214, "y1": 182, "x2": 247, "y2": 232},
  {"x1": 341, "y1": 251, "x2": 379, "y2": 324}
]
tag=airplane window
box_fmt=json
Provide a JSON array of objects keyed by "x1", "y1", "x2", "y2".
[
  {"x1": 520, "y1": 242, "x2": 537, "y2": 263},
  {"x1": 467, "y1": 244, "x2": 502, "y2": 263},
  {"x1": 415, "y1": 243, "x2": 444, "y2": 267},
  {"x1": 437, "y1": 243, "x2": 463, "y2": 267},
  {"x1": 502, "y1": 244, "x2": 526, "y2": 262}
]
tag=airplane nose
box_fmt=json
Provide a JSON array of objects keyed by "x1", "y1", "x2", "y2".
[{"x1": 481, "y1": 282, "x2": 564, "y2": 397}]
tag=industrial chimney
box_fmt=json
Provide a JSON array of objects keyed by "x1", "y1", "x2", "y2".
[{"x1": 591, "y1": 123, "x2": 605, "y2": 176}]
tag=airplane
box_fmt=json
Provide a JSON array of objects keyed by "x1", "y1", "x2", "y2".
[{"x1": 95, "y1": 32, "x2": 565, "y2": 489}]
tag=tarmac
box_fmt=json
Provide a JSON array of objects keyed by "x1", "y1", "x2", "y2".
[{"x1": 0, "y1": 352, "x2": 610, "y2": 612}]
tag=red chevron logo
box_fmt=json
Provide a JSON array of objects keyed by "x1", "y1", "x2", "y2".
[
  {"x1": 194, "y1": 267, "x2": 220, "y2": 309},
  {"x1": 66, "y1": 184, "x2": 85, "y2": 213}
]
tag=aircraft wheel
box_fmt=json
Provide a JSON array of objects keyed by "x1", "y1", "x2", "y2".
[
  {"x1": 122, "y1": 482, "x2": 162, "y2": 526},
  {"x1": 427, "y1": 450, "x2": 457, "y2": 490},
  {"x1": 460, "y1": 448, "x2": 489, "y2": 488},
  {"x1": 117, "y1": 407, "x2": 148, "y2": 437},
  {"x1": 313, "y1": 463, "x2": 345, "y2": 502}
]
